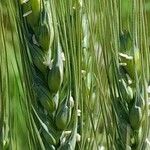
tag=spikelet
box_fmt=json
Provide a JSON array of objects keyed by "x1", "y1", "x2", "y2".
[{"x1": 48, "y1": 43, "x2": 64, "y2": 94}]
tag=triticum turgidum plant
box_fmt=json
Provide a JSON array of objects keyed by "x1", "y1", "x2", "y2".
[{"x1": 1, "y1": 0, "x2": 150, "y2": 150}]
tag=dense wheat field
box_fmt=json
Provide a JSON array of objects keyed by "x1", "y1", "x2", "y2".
[{"x1": 1, "y1": 0, "x2": 150, "y2": 150}]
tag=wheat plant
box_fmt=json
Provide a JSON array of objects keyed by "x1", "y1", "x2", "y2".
[{"x1": 1, "y1": 0, "x2": 150, "y2": 150}]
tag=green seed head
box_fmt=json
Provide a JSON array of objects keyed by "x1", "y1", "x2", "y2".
[
  {"x1": 119, "y1": 47, "x2": 141, "y2": 80},
  {"x1": 48, "y1": 65, "x2": 62, "y2": 94},
  {"x1": 126, "y1": 86, "x2": 134, "y2": 102},
  {"x1": 36, "y1": 85, "x2": 57, "y2": 112},
  {"x1": 129, "y1": 105, "x2": 142, "y2": 130},
  {"x1": 36, "y1": 4, "x2": 54, "y2": 51},
  {"x1": 119, "y1": 79, "x2": 133, "y2": 103},
  {"x1": 37, "y1": 24, "x2": 53, "y2": 51},
  {"x1": 55, "y1": 105, "x2": 71, "y2": 130},
  {"x1": 30, "y1": 44, "x2": 47, "y2": 75},
  {"x1": 26, "y1": 0, "x2": 42, "y2": 28},
  {"x1": 48, "y1": 47, "x2": 64, "y2": 94}
]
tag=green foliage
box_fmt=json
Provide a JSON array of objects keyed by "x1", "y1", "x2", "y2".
[{"x1": 1, "y1": 0, "x2": 150, "y2": 150}]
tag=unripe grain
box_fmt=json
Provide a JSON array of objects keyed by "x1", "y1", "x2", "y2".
[
  {"x1": 48, "y1": 45, "x2": 64, "y2": 94},
  {"x1": 129, "y1": 105, "x2": 142, "y2": 130}
]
